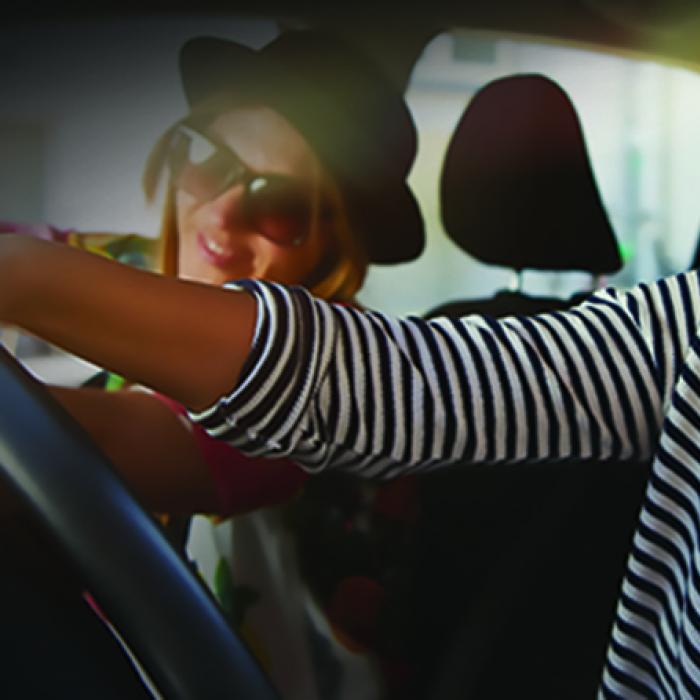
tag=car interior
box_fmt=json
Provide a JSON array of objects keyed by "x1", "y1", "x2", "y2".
[{"x1": 1, "y1": 1, "x2": 700, "y2": 697}]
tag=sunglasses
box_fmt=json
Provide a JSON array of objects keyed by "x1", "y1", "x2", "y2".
[{"x1": 167, "y1": 124, "x2": 329, "y2": 247}]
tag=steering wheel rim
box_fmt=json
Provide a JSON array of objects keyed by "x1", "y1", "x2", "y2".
[{"x1": 0, "y1": 345, "x2": 278, "y2": 699}]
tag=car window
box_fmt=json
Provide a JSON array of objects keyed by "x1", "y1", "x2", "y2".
[{"x1": 358, "y1": 29, "x2": 700, "y2": 315}]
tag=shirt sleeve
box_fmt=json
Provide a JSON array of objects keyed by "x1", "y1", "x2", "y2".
[{"x1": 188, "y1": 272, "x2": 700, "y2": 479}]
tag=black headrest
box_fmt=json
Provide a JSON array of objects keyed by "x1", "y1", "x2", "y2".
[{"x1": 440, "y1": 74, "x2": 621, "y2": 274}]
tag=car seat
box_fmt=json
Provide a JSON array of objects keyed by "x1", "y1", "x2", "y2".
[{"x1": 411, "y1": 74, "x2": 650, "y2": 700}]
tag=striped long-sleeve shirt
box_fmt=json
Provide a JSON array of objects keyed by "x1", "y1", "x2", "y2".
[{"x1": 190, "y1": 271, "x2": 700, "y2": 698}]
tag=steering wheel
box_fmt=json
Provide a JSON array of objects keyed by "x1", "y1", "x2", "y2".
[{"x1": 0, "y1": 346, "x2": 278, "y2": 699}]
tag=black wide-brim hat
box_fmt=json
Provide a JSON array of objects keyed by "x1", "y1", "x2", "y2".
[{"x1": 178, "y1": 31, "x2": 425, "y2": 265}]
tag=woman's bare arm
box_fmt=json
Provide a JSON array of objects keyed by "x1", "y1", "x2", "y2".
[
  {"x1": 0, "y1": 235, "x2": 257, "y2": 411},
  {"x1": 50, "y1": 386, "x2": 219, "y2": 514}
]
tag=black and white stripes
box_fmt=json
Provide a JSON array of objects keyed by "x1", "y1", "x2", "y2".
[
  {"x1": 192, "y1": 277, "x2": 667, "y2": 473},
  {"x1": 601, "y1": 337, "x2": 700, "y2": 698},
  {"x1": 190, "y1": 270, "x2": 700, "y2": 697}
]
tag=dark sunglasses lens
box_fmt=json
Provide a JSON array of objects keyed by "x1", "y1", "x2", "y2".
[
  {"x1": 246, "y1": 177, "x2": 313, "y2": 245},
  {"x1": 178, "y1": 155, "x2": 235, "y2": 201},
  {"x1": 169, "y1": 130, "x2": 238, "y2": 201}
]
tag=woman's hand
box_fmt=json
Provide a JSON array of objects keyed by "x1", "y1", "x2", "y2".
[{"x1": 0, "y1": 235, "x2": 257, "y2": 411}]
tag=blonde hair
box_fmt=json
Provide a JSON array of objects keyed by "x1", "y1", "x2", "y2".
[{"x1": 142, "y1": 124, "x2": 368, "y2": 303}]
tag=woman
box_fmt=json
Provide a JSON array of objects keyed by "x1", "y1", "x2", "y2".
[
  {"x1": 0, "y1": 30, "x2": 425, "y2": 699},
  {"x1": 4, "y1": 227, "x2": 700, "y2": 699},
  {"x1": 3, "y1": 39, "x2": 699, "y2": 700}
]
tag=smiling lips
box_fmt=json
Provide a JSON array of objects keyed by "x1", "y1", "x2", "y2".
[{"x1": 197, "y1": 232, "x2": 236, "y2": 267}]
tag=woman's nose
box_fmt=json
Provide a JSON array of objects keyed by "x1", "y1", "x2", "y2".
[{"x1": 204, "y1": 184, "x2": 247, "y2": 231}]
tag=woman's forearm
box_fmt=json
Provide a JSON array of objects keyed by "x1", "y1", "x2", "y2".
[
  {"x1": 49, "y1": 387, "x2": 219, "y2": 514},
  {"x1": 0, "y1": 235, "x2": 257, "y2": 411}
]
